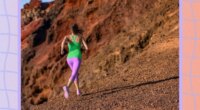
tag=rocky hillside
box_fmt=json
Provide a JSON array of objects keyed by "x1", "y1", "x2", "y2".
[{"x1": 21, "y1": 0, "x2": 179, "y2": 109}]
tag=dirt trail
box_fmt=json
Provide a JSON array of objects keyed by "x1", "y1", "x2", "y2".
[{"x1": 31, "y1": 77, "x2": 178, "y2": 110}]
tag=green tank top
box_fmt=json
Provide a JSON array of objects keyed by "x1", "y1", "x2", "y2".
[{"x1": 67, "y1": 34, "x2": 82, "y2": 59}]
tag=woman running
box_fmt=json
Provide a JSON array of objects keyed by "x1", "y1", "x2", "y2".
[{"x1": 61, "y1": 24, "x2": 88, "y2": 99}]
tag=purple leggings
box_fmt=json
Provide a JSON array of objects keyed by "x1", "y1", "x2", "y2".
[{"x1": 67, "y1": 58, "x2": 81, "y2": 82}]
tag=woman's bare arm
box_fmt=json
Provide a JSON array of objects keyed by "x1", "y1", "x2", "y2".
[
  {"x1": 81, "y1": 37, "x2": 88, "y2": 51},
  {"x1": 61, "y1": 36, "x2": 67, "y2": 55}
]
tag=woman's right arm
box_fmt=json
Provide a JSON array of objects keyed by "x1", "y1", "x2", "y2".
[{"x1": 61, "y1": 36, "x2": 67, "y2": 55}]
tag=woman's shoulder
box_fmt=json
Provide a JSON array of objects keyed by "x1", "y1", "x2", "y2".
[
  {"x1": 64, "y1": 35, "x2": 72, "y2": 43},
  {"x1": 75, "y1": 34, "x2": 82, "y2": 39},
  {"x1": 66, "y1": 33, "x2": 82, "y2": 40},
  {"x1": 66, "y1": 34, "x2": 71, "y2": 37},
  {"x1": 65, "y1": 34, "x2": 72, "y2": 39}
]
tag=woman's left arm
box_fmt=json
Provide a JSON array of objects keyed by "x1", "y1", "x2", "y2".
[
  {"x1": 61, "y1": 36, "x2": 67, "y2": 55},
  {"x1": 81, "y1": 37, "x2": 88, "y2": 51}
]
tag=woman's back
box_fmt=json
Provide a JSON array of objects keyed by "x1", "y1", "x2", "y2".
[{"x1": 67, "y1": 34, "x2": 82, "y2": 59}]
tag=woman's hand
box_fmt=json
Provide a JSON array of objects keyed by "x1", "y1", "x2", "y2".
[
  {"x1": 85, "y1": 49, "x2": 89, "y2": 58},
  {"x1": 61, "y1": 50, "x2": 64, "y2": 55},
  {"x1": 85, "y1": 49, "x2": 88, "y2": 53}
]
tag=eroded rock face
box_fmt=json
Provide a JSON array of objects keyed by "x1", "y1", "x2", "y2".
[
  {"x1": 21, "y1": 0, "x2": 54, "y2": 27},
  {"x1": 21, "y1": 0, "x2": 179, "y2": 109}
]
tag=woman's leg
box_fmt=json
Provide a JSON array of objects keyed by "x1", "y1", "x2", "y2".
[
  {"x1": 67, "y1": 58, "x2": 79, "y2": 88},
  {"x1": 66, "y1": 58, "x2": 73, "y2": 87},
  {"x1": 63, "y1": 58, "x2": 74, "y2": 99},
  {"x1": 67, "y1": 58, "x2": 81, "y2": 88},
  {"x1": 74, "y1": 73, "x2": 81, "y2": 95},
  {"x1": 68, "y1": 59, "x2": 80, "y2": 95},
  {"x1": 67, "y1": 59, "x2": 73, "y2": 71}
]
